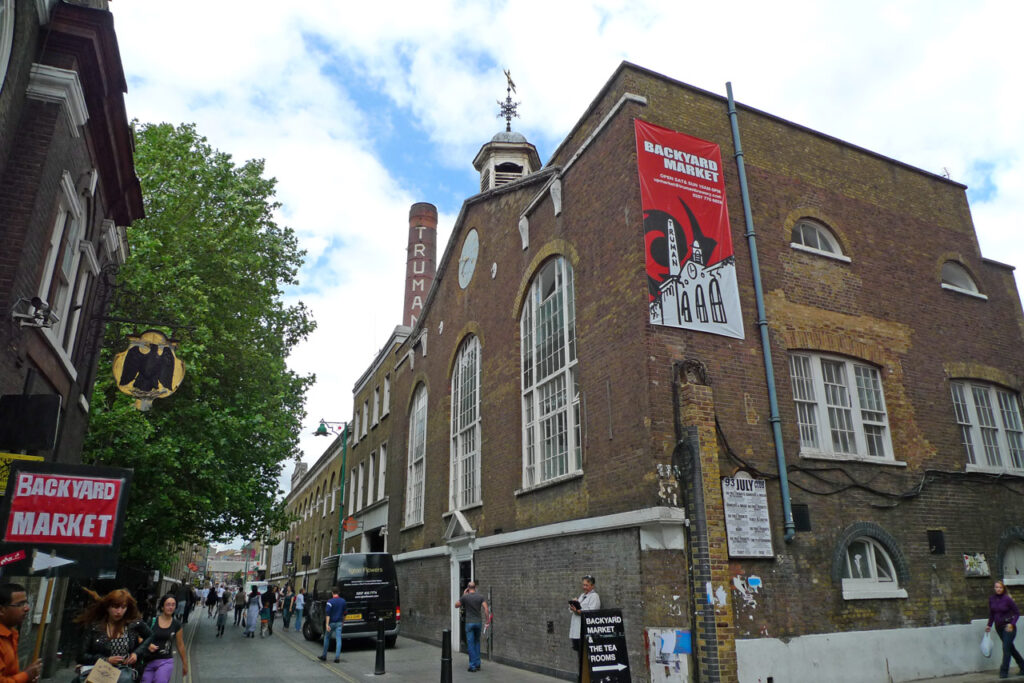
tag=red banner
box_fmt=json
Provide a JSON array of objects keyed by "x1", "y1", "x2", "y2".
[
  {"x1": 635, "y1": 120, "x2": 745, "y2": 339},
  {"x1": 3, "y1": 471, "x2": 124, "y2": 545}
]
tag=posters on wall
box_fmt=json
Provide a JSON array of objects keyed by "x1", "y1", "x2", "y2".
[
  {"x1": 721, "y1": 475, "x2": 773, "y2": 558},
  {"x1": 635, "y1": 119, "x2": 745, "y2": 340}
]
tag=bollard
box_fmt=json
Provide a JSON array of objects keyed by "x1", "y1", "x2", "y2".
[
  {"x1": 440, "y1": 628, "x2": 452, "y2": 683},
  {"x1": 374, "y1": 619, "x2": 386, "y2": 675}
]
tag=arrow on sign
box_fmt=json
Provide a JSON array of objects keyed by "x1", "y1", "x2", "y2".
[
  {"x1": 592, "y1": 663, "x2": 629, "y2": 672},
  {"x1": 31, "y1": 550, "x2": 76, "y2": 573}
]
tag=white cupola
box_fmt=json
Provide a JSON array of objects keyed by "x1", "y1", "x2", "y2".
[{"x1": 473, "y1": 70, "x2": 542, "y2": 192}]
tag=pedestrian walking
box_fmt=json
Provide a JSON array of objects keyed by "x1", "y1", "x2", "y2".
[
  {"x1": 215, "y1": 594, "x2": 231, "y2": 637},
  {"x1": 261, "y1": 585, "x2": 277, "y2": 636},
  {"x1": 0, "y1": 583, "x2": 41, "y2": 683},
  {"x1": 74, "y1": 588, "x2": 150, "y2": 683},
  {"x1": 294, "y1": 589, "x2": 305, "y2": 632},
  {"x1": 317, "y1": 586, "x2": 346, "y2": 663},
  {"x1": 243, "y1": 587, "x2": 261, "y2": 638},
  {"x1": 987, "y1": 579, "x2": 1024, "y2": 678},
  {"x1": 139, "y1": 594, "x2": 187, "y2": 683},
  {"x1": 454, "y1": 581, "x2": 489, "y2": 672},
  {"x1": 233, "y1": 585, "x2": 246, "y2": 626},
  {"x1": 281, "y1": 586, "x2": 295, "y2": 629},
  {"x1": 205, "y1": 584, "x2": 218, "y2": 617}
]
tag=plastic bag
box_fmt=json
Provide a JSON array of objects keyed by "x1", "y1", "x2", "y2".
[{"x1": 981, "y1": 631, "x2": 993, "y2": 658}]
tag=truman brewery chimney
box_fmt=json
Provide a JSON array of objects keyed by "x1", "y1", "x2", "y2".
[{"x1": 404, "y1": 203, "x2": 437, "y2": 329}]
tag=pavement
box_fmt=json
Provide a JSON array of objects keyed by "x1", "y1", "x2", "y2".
[{"x1": 162, "y1": 609, "x2": 567, "y2": 683}]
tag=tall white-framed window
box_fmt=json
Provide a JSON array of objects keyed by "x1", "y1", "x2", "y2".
[
  {"x1": 405, "y1": 385, "x2": 427, "y2": 526},
  {"x1": 788, "y1": 352, "x2": 894, "y2": 461},
  {"x1": 1004, "y1": 541, "x2": 1024, "y2": 586},
  {"x1": 377, "y1": 442, "x2": 387, "y2": 500},
  {"x1": 382, "y1": 375, "x2": 391, "y2": 417},
  {"x1": 329, "y1": 473, "x2": 336, "y2": 511},
  {"x1": 450, "y1": 336, "x2": 481, "y2": 509},
  {"x1": 951, "y1": 381, "x2": 1024, "y2": 473},
  {"x1": 347, "y1": 475, "x2": 356, "y2": 516},
  {"x1": 520, "y1": 256, "x2": 581, "y2": 488},
  {"x1": 362, "y1": 401, "x2": 369, "y2": 437},
  {"x1": 38, "y1": 172, "x2": 85, "y2": 355},
  {"x1": 841, "y1": 536, "x2": 907, "y2": 600},
  {"x1": 353, "y1": 410, "x2": 360, "y2": 445},
  {"x1": 356, "y1": 462, "x2": 365, "y2": 512},
  {"x1": 367, "y1": 453, "x2": 376, "y2": 506},
  {"x1": 373, "y1": 387, "x2": 380, "y2": 425}
]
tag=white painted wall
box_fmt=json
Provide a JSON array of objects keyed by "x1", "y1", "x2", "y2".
[{"x1": 737, "y1": 620, "x2": 998, "y2": 683}]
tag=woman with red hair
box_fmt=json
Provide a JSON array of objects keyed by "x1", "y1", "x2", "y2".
[{"x1": 74, "y1": 588, "x2": 150, "y2": 682}]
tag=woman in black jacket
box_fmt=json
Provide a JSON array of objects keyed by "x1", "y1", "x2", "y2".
[{"x1": 75, "y1": 588, "x2": 150, "y2": 682}]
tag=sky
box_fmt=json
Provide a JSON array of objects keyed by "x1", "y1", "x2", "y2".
[{"x1": 111, "y1": 1, "x2": 1024, "y2": 493}]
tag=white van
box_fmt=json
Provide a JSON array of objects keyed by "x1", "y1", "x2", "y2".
[{"x1": 244, "y1": 580, "x2": 269, "y2": 596}]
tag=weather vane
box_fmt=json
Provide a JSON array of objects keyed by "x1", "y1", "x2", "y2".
[{"x1": 497, "y1": 69, "x2": 520, "y2": 132}]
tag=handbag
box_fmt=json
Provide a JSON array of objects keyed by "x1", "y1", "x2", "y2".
[
  {"x1": 82, "y1": 659, "x2": 137, "y2": 683},
  {"x1": 981, "y1": 630, "x2": 993, "y2": 658}
]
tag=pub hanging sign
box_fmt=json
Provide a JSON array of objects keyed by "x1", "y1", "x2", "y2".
[{"x1": 112, "y1": 330, "x2": 186, "y2": 411}]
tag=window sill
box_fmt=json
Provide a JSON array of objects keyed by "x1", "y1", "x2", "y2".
[
  {"x1": 515, "y1": 470, "x2": 583, "y2": 497},
  {"x1": 941, "y1": 283, "x2": 988, "y2": 300},
  {"x1": 841, "y1": 580, "x2": 907, "y2": 600},
  {"x1": 799, "y1": 452, "x2": 906, "y2": 467},
  {"x1": 400, "y1": 521, "x2": 424, "y2": 532},
  {"x1": 790, "y1": 243, "x2": 851, "y2": 263},
  {"x1": 443, "y1": 502, "x2": 482, "y2": 517},
  {"x1": 1005, "y1": 578, "x2": 1024, "y2": 587},
  {"x1": 965, "y1": 463, "x2": 1024, "y2": 477}
]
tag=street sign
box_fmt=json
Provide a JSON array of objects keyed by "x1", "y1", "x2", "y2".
[
  {"x1": 342, "y1": 516, "x2": 358, "y2": 532},
  {"x1": 581, "y1": 609, "x2": 631, "y2": 682}
]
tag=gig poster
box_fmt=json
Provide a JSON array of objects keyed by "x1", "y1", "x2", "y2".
[{"x1": 635, "y1": 119, "x2": 745, "y2": 339}]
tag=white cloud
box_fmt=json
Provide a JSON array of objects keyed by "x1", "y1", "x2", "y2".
[{"x1": 112, "y1": 0, "x2": 1024, "y2": 484}]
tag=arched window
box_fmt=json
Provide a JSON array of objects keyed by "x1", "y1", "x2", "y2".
[
  {"x1": 520, "y1": 257, "x2": 581, "y2": 487},
  {"x1": 709, "y1": 278, "x2": 726, "y2": 323},
  {"x1": 694, "y1": 285, "x2": 708, "y2": 322},
  {"x1": 451, "y1": 336, "x2": 481, "y2": 509},
  {"x1": 791, "y1": 219, "x2": 848, "y2": 261},
  {"x1": 941, "y1": 261, "x2": 982, "y2": 295},
  {"x1": 834, "y1": 524, "x2": 909, "y2": 600},
  {"x1": 680, "y1": 291, "x2": 691, "y2": 323},
  {"x1": 405, "y1": 385, "x2": 427, "y2": 526}
]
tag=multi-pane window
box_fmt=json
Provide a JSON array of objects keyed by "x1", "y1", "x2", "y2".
[
  {"x1": 450, "y1": 336, "x2": 481, "y2": 509},
  {"x1": 521, "y1": 257, "x2": 581, "y2": 487},
  {"x1": 377, "y1": 443, "x2": 387, "y2": 501},
  {"x1": 382, "y1": 375, "x2": 391, "y2": 417},
  {"x1": 362, "y1": 401, "x2": 369, "y2": 437},
  {"x1": 790, "y1": 219, "x2": 846, "y2": 260},
  {"x1": 951, "y1": 381, "x2": 1024, "y2": 472},
  {"x1": 841, "y1": 536, "x2": 906, "y2": 599},
  {"x1": 39, "y1": 174, "x2": 85, "y2": 354},
  {"x1": 373, "y1": 387, "x2": 380, "y2": 425},
  {"x1": 368, "y1": 453, "x2": 376, "y2": 506},
  {"x1": 356, "y1": 462, "x2": 365, "y2": 511},
  {"x1": 405, "y1": 386, "x2": 427, "y2": 526},
  {"x1": 788, "y1": 353, "x2": 893, "y2": 460}
]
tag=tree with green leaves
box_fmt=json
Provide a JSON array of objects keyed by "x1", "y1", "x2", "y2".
[{"x1": 84, "y1": 122, "x2": 315, "y2": 570}]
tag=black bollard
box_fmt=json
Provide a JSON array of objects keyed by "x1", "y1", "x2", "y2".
[
  {"x1": 440, "y1": 628, "x2": 452, "y2": 683},
  {"x1": 374, "y1": 619, "x2": 386, "y2": 675}
]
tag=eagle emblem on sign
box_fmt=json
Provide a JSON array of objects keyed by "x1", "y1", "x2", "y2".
[{"x1": 112, "y1": 330, "x2": 186, "y2": 411}]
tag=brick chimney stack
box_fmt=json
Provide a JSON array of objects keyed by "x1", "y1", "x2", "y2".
[{"x1": 403, "y1": 203, "x2": 437, "y2": 329}]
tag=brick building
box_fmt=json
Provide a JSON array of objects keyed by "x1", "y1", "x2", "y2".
[
  {"x1": 332, "y1": 62, "x2": 1021, "y2": 682},
  {"x1": 0, "y1": 0, "x2": 141, "y2": 674}
]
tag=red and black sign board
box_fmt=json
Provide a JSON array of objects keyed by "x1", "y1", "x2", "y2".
[
  {"x1": 0, "y1": 461, "x2": 132, "y2": 577},
  {"x1": 635, "y1": 119, "x2": 745, "y2": 340},
  {"x1": 580, "y1": 609, "x2": 631, "y2": 683}
]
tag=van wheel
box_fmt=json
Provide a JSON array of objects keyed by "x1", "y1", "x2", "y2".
[
  {"x1": 385, "y1": 635, "x2": 397, "y2": 648},
  {"x1": 302, "y1": 619, "x2": 317, "y2": 641}
]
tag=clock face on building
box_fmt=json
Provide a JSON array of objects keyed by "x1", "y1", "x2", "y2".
[{"x1": 458, "y1": 229, "x2": 479, "y2": 289}]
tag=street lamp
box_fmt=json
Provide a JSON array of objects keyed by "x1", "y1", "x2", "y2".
[
  {"x1": 310, "y1": 420, "x2": 351, "y2": 556},
  {"x1": 314, "y1": 419, "x2": 346, "y2": 437}
]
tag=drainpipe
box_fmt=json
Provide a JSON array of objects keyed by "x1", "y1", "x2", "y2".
[
  {"x1": 336, "y1": 423, "x2": 350, "y2": 553},
  {"x1": 726, "y1": 82, "x2": 796, "y2": 543}
]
